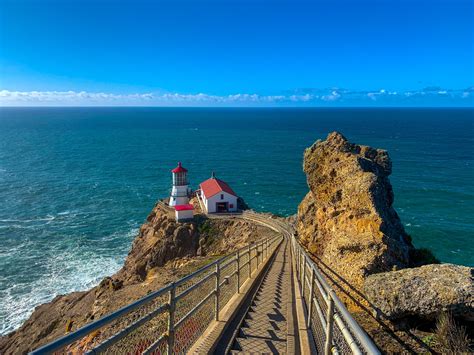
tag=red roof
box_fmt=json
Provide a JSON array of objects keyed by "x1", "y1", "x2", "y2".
[
  {"x1": 200, "y1": 178, "x2": 237, "y2": 198},
  {"x1": 172, "y1": 162, "x2": 188, "y2": 173},
  {"x1": 174, "y1": 204, "x2": 194, "y2": 211}
]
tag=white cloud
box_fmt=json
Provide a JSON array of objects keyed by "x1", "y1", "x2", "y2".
[
  {"x1": 367, "y1": 92, "x2": 377, "y2": 101},
  {"x1": 0, "y1": 90, "x2": 322, "y2": 106},
  {"x1": 0, "y1": 90, "x2": 154, "y2": 104},
  {"x1": 321, "y1": 91, "x2": 341, "y2": 102},
  {"x1": 0, "y1": 87, "x2": 472, "y2": 106}
]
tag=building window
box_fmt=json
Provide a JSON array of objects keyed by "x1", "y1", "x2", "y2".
[
  {"x1": 221, "y1": 194, "x2": 224, "y2": 200},
  {"x1": 229, "y1": 204, "x2": 233, "y2": 208}
]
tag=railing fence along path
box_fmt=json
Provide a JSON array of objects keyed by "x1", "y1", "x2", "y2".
[
  {"x1": 240, "y1": 212, "x2": 380, "y2": 355},
  {"x1": 31, "y1": 235, "x2": 282, "y2": 355},
  {"x1": 290, "y1": 233, "x2": 380, "y2": 355}
]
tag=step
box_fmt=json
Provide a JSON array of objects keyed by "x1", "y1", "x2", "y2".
[
  {"x1": 232, "y1": 336, "x2": 287, "y2": 353},
  {"x1": 238, "y1": 325, "x2": 286, "y2": 340},
  {"x1": 241, "y1": 318, "x2": 287, "y2": 333}
]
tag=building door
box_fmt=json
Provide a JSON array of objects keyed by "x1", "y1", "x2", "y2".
[{"x1": 216, "y1": 202, "x2": 228, "y2": 213}]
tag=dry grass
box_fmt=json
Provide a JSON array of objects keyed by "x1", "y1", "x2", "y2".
[{"x1": 435, "y1": 312, "x2": 472, "y2": 354}]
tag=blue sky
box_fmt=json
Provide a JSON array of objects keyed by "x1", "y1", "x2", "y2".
[{"x1": 0, "y1": 0, "x2": 472, "y2": 106}]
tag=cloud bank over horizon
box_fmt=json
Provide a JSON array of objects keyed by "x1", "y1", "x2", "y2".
[{"x1": 0, "y1": 87, "x2": 473, "y2": 107}]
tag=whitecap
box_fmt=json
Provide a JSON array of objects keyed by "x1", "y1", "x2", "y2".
[{"x1": 0, "y1": 248, "x2": 126, "y2": 335}]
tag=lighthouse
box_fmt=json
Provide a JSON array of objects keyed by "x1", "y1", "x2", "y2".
[{"x1": 169, "y1": 162, "x2": 190, "y2": 207}]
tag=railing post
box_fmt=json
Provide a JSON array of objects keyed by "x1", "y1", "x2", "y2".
[
  {"x1": 307, "y1": 267, "x2": 315, "y2": 328},
  {"x1": 294, "y1": 245, "x2": 298, "y2": 278},
  {"x1": 236, "y1": 252, "x2": 240, "y2": 293},
  {"x1": 324, "y1": 293, "x2": 335, "y2": 355},
  {"x1": 296, "y1": 248, "x2": 301, "y2": 280},
  {"x1": 302, "y1": 254, "x2": 306, "y2": 296},
  {"x1": 215, "y1": 263, "x2": 220, "y2": 321},
  {"x1": 256, "y1": 243, "x2": 259, "y2": 267},
  {"x1": 248, "y1": 244, "x2": 252, "y2": 278},
  {"x1": 257, "y1": 242, "x2": 261, "y2": 266},
  {"x1": 300, "y1": 252, "x2": 304, "y2": 282},
  {"x1": 298, "y1": 248, "x2": 301, "y2": 280},
  {"x1": 167, "y1": 283, "x2": 176, "y2": 355}
]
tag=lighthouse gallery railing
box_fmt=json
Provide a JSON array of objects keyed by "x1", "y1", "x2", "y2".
[{"x1": 31, "y1": 235, "x2": 282, "y2": 354}]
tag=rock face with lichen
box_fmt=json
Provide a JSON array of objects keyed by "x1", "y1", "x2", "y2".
[
  {"x1": 297, "y1": 132, "x2": 415, "y2": 291},
  {"x1": 364, "y1": 263, "x2": 474, "y2": 321}
]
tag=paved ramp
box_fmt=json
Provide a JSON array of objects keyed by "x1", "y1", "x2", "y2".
[{"x1": 228, "y1": 239, "x2": 297, "y2": 354}]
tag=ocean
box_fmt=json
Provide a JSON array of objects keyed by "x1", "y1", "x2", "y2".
[{"x1": 0, "y1": 107, "x2": 472, "y2": 334}]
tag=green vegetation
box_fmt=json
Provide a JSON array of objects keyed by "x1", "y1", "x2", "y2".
[
  {"x1": 197, "y1": 220, "x2": 219, "y2": 248},
  {"x1": 421, "y1": 334, "x2": 435, "y2": 347},
  {"x1": 435, "y1": 312, "x2": 472, "y2": 353}
]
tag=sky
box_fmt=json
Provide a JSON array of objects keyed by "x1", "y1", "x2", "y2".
[{"x1": 0, "y1": 0, "x2": 473, "y2": 107}]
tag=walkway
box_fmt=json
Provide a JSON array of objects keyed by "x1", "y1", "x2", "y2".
[{"x1": 227, "y1": 239, "x2": 297, "y2": 354}]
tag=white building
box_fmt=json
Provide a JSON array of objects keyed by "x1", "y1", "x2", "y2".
[
  {"x1": 174, "y1": 204, "x2": 194, "y2": 221},
  {"x1": 199, "y1": 173, "x2": 238, "y2": 213},
  {"x1": 169, "y1": 162, "x2": 191, "y2": 206}
]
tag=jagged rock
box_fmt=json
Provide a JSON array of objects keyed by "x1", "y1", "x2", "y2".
[
  {"x1": 297, "y1": 132, "x2": 414, "y2": 291},
  {"x1": 364, "y1": 264, "x2": 474, "y2": 321},
  {"x1": 117, "y1": 206, "x2": 200, "y2": 283}
]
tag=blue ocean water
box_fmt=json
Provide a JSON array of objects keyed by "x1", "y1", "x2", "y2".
[{"x1": 0, "y1": 107, "x2": 472, "y2": 334}]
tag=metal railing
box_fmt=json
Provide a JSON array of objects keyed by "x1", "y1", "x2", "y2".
[
  {"x1": 31, "y1": 235, "x2": 282, "y2": 355},
  {"x1": 239, "y1": 212, "x2": 380, "y2": 355},
  {"x1": 290, "y1": 234, "x2": 381, "y2": 355}
]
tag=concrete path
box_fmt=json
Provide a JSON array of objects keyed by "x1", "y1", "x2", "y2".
[{"x1": 229, "y1": 239, "x2": 297, "y2": 354}]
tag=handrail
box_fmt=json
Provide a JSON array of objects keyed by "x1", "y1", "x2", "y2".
[
  {"x1": 239, "y1": 211, "x2": 379, "y2": 354},
  {"x1": 29, "y1": 282, "x2": 174, "y2": 354},
  {"x1": 289, "y1": 233, "x2": 380, "y2": 355},
  {"x1": 31, "y1": 233, "x2": 282, "y2": 354}
]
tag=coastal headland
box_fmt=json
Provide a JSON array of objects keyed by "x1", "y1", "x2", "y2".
[{"x1": 1, "y1": 132, "x2": 472, "y2": 354}]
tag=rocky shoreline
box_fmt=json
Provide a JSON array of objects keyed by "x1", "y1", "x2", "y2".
[{"x1": 0, "y1": 203, "x2": 280, "y2": 354}]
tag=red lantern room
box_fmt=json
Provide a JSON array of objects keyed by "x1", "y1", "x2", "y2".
[{"x1": 172, "y1": 162, "x2": 188, "y2": 186}]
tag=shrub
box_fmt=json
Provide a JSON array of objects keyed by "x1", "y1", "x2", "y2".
[{"x1": 435, "y1": 312, "x2": 472, "y2": 354}]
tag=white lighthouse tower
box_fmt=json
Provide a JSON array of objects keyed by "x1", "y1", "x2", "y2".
[{"x1": 169, "y1": 162, "x2": 190, "y2": 207}]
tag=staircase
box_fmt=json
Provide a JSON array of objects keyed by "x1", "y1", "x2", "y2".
[{"x1": 229, "y1": 239, "x2": 296, "y2": 354}]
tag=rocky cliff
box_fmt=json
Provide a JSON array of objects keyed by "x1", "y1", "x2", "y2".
[
  {"x1": 0, "y1": 203, "x2": 278, "y2": 354},
  {"x1": 297, "y1": 132, "x2": 473, "y2": 353},
  {"x1": 297, "y1": 132, "x2": 414, "y2": 293}
]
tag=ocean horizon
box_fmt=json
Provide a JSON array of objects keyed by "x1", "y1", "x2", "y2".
[{"x1": 0, "y1": 107, "x2": 473, "y2": 334}]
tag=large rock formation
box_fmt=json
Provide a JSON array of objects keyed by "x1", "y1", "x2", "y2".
[
  {"x1": 0, "y1": 203, "x2": 278, "y2": 354},
  {"x1": 296, "y1": 132, "x2": 474, "y2": 353},
  {"x1": 297, "y1": 132, "x2": 414, "y2": 292},
  {"x1": 364, "y1": 263, "x2": 474, "y2": 321}
]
